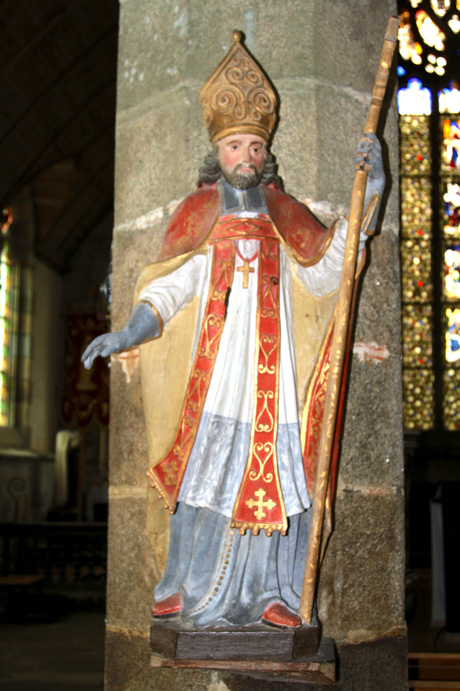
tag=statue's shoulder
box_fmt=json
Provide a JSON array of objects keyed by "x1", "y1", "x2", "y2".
[
  {"x1": 263, "y1": 185, "x2": 333, "y2": 263},
  {"x1": 159, "y1": 185, "x2": 219, "y2": 260},
  {"x1": 263, "y1": 185, "x2": 323, "y2": 225}
]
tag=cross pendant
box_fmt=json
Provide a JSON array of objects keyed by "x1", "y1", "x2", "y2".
[{"x1": 237, "y1": 260, "x2": 255, "y2": 289}]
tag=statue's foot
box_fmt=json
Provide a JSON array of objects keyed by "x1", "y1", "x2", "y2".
[
  {"x1": 151, "y1": 592, "x2": 182, "y2": 618},
  {"x1": 261, "y1": 602, "x2": 301, "y2": 628}
]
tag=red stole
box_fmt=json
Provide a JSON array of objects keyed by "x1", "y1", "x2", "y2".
[{"x1": 147, "y1": 215, "x2": 287, "y2": 536}]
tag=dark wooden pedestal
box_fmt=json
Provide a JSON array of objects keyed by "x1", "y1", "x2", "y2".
[{"x1": 150, "y1": 618, "x2": 336, "y2": 684}]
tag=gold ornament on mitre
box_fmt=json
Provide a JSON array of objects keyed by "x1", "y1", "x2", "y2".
[{"x1": 200, "y1": 30, "x2": 278, "y2": 145}]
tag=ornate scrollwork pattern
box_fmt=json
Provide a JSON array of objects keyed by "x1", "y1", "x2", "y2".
[
  {"x1": 258, "y1": 335, "x2": 277, "y2": 375},
  {"x1": 249, "y1": 442, "x2": 274, "y2": 483},
  {"x1": 232, "y1": 238, "x2": 287, "y2": 535},
  {"x1": 200, "y1": 34, "x2": 278, "y2": 143},
  {"x1": 147, "y1": 239, "x2": 235, "y2": 509}
]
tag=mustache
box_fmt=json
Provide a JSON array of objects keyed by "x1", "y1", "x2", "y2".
[{"x1": 234, "y1": 162, "x2": 257, "y2": 173}]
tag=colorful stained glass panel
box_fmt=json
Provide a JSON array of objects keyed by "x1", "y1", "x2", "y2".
[
  {"x1": 398, "y1": 80, "x2": 432, "y2": 115},
  {"x1": 442, "y1": 180, "x2": 460, "y2": 237},
  {"x1": 441, "y1": 117, "x2": 460, "y2": 170},
  {"x1": 431, "y1": 1, "x2": 451, "y2": 18},
  {"x1": 400, "y1": 114, "x2": 432, "y2": 174},
  {"x1": 0, "y1": 239, "x2": 11, "y2": 426},
  {"x1": 444, "y1": 247, "x2": 460, "y2": 299},
  {"x1": 403, "y1": 368, "x2": 435, "y2": 429},
  {"x1": 401, "y1": 177, "x2": 432, "y2": 236},
  {"x1": 416, "y1": 10, "x2": 446, "y2": 51},
  {"x1": 439, "y1": 84, "x2": 460, "y2": 113},
  {"x1": 401, "y1": 237, "x2": 433, "y2": 301},
  {"x1": 445, "y1": 307, "x2": 460, "y2": 360},
  {"x1": 403, "y1": 304, "x2": 433, "y2": 367},
  {"x1": 444, "y1": 367, "x2": 460, "y2": 428}
]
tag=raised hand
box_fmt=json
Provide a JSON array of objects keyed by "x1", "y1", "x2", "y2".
[
  {"x1": 355, "y1": 133, "x2": 384, "y2": 180},
  {"x1": 356, "y1": 133, "x2": 385, "y2": 234}
]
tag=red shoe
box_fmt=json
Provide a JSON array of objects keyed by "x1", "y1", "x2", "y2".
[
  {"x1": 261, "y1": 602, "x2": 301, "y2": 628},
  {"x1": 151, "y1": 592, "x2": 182, "y2": 617}
]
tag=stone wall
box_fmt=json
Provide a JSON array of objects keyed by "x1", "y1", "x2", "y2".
[{"x1": 106, "y1": 1, "x2": 406, "y2": 688}]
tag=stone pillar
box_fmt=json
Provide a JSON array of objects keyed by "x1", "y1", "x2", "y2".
[{"x1": 106, "y1": 1, "x2": 406, "y2": 688}]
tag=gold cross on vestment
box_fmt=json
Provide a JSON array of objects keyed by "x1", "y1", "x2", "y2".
[
  {"x1": 245, "y1": 488, "x2": 276, "y2": 520},
  {"x1": 237, "y1": 260, "x2": 255, "y2": 289}
]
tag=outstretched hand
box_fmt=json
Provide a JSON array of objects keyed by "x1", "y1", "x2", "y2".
[{"x1": 81, "y1": 331, "x2": 128, "y2": 370}]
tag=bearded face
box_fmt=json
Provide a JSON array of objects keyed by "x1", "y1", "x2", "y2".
[
  {"x1": 221, "y1": 162, "x2": 263, "y2": 190},
  {"x1": 217, "y1": 134, "x2": 267, "y2": 190}
]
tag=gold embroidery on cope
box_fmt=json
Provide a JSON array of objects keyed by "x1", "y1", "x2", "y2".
[
  {"x1": 255, "y1": 390, "x2": 275, "y2": 433},
  {"x1": 258, "y1": 335, "x2": 277, "y2": 374},
  {"x1": 250, "y1": 442, "x2": 274, "y2": 483}
]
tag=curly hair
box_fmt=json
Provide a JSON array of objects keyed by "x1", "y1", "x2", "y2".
[{"x1": 197, "y1": 147, "x2": 283, "y2": 190}]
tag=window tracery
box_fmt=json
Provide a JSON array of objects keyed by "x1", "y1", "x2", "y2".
[{"x1": 399, "y1": 0, "x2": 460, "y2": 430}]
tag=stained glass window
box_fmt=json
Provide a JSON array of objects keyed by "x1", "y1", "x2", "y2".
[
  {"x1": 399, "y1": 0, "x2": 460, "y2": 430},
  {"x1": 0, "y1": 209, "x2": 19, "y2": 427},
  {"x1": 400, "y1": 109, "x2": 434, "y2": 428}
]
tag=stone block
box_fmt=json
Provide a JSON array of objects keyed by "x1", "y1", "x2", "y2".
[
  {"x1": 271, "y1": 82, "x2": 321, "y2": 201},
  {"x1": 111, "y1": 225, "x2": 162, "y2": 328},
  {"x1": 109, "y1": 361, "x2": 148, "y2": 486},
  {"x1": 338, "y1": 231, "x2": 404, "y2": 489},
  {"x1": 117, "y1": 0, "x2": 191, "y2": 114},
  {"x1": 336, "y1": 635, "x2": 408, "y2": 691},
  {"x1": 317, "y1": 491, "x2": 405, "y2": 642},
  {"x1": 106, "y1": 495, "x2": 159, "y2": 630},
  {"x1": 106, "y1": 628, "x2": 219, "y2": 690},
  {"x1": 312, "y1": 0, "x2": 396, "y2": 95},
  {"x1": 114, "y1": 88, "x2": 203, "y2": 225}
]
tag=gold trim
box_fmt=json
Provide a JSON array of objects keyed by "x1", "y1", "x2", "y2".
[
  {"x1": 231, "y1": 519, "x2": 287, "y2": 537},
  {"x1": 231, "y1": 239, "x2": 287, "y2": 535},
  {"x1": 270, "y1": 218, "x2": 337, "y2": 268},
  {"x1": 300, "y1": 314, "x2": 336, "y2": 454},
  {"x1": 200, "y1": 30, "x2": 277, "y2": 145},
  {"x1": 138, "y1": 299, "x2": 164, "y2": 338},
  {"x1": 148, "y1": 241, "x2": 235, "y2": 507},
  {"x1": 211, "y1": 124, "x2": 269, "y2": 145},
  {"x1": 300, "y1": 248, "x2": 367, "y2": 487},
  {"x1": 171, "y1": 242, "x2": 234, "y2": 502},
  {"x1": 145, "y1": 468, "x2": 175, "y2": 513},
  {"x1": 134, "y1": 247, "x2": 211, "y2": 303},
  {"x1": 186, "y1": 522, "x2": 234, "y2": 615}
]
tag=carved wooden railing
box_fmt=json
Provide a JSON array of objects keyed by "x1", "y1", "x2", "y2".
[{"x1": 0, "y1": 522, "x2": 107, "y2": 595}]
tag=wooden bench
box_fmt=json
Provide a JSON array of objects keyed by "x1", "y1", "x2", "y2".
[{"x1": 409, "y1": 653, "x2": 460, "y2": 689}]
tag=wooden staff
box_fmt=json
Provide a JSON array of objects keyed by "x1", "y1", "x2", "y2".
[{"x1": 300, "y1": 16, "x2": 400, "y2": 624}]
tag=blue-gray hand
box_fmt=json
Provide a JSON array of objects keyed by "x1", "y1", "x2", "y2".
[
  {"x1": 81, "y1": 331, "x2": 129, "y2": 370},
  {"x1": 356, "y1": 132, "x2": 385, "y2": 191},
  {"x1": 81, "y1": 302, "x2": 160, "y2": 370},
  {"x1": 356, "y1": 133, "x2": 385, "y2": 233}
]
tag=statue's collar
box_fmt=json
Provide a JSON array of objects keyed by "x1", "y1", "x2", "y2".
[{"x1": 218, "y1": 178, "x2": 268, "y2": 217}]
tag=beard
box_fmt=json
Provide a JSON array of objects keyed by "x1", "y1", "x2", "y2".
[{"x1": 221, "y1": 162, "x2": 262, "y2": 190}]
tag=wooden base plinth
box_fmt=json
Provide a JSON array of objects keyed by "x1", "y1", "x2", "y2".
[
  {"x1": 150, "y1": 617, "x2": 321, "y2": 662},
  {"x1": 151, "y1": 630, "x2": 336, "y2": 684}
]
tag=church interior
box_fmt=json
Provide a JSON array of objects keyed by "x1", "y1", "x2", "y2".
[{"x1": 0, "y1": 1, "x2": 459, "y2": 689}]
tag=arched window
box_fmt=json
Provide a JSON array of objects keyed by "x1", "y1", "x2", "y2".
[
  {"x1": 0, "y1": 208, "x2": 19, "y2": 428},
  {"x1": 399, "y1": 0, "x2": 460, "y2": 431}
]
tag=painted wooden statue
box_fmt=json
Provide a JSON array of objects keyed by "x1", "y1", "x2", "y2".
[{"x1": 82, "y1": 31, "x2": 385, "y2": 629}]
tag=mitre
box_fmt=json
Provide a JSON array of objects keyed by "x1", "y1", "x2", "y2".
[{"x1": 200, "y1": 30, "x2": 278, "y2": 145}]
